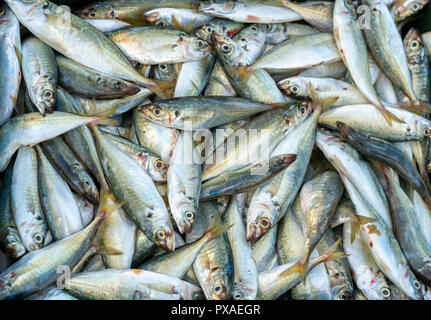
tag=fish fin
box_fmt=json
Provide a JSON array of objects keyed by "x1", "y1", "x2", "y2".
[
  {"x1": 13, "y1": 45, "x2": 22, "y2": 67},
  {"x1": 308, "y1": 83, "x2": 337, "y2": 112},
  {"x1": 94, "y1": 188, "x2": 125, "y2": 223},
  {"x1": 280, "y1": 0, "x2": 301, "y2": 11},
  {"x1": 85, "y1": 106, "x2": 120, "y2": 126},
  {"x1": 235, "y1": 65, "x2": 254, "y2": 84},
  {"x1": 183, "y1": 17, "x2": 198, "y2": 33},
  {"x1": 145, "y1": 79, "x2": 175, "y2": 99},
  {"x1": 375, "y1": 103, "x2": 404, "y2": 126},
  {"x1": 279, "y1": 261, "x2": 301, "y2": 278},
  {"x1": 171, "y1": 14, "x2": 183, "y2": 30},
  {"x1": 318, "y1": 239, "x2": 349, "y2": 263},
  {"x1": 397, "y1": 100, "x2": 431, "y2": 115},
  {"x1": 71, "y1": 246, "x2": 97, "y2": 274}
]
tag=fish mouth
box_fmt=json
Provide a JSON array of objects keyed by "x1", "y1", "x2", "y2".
[{"x1": 155, "y1": 229, "x2": 175, "y2": 252}]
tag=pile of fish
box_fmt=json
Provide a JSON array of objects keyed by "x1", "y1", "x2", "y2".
[{"x1": 1, "y1": 0, "x2": 431, "y2": 300}]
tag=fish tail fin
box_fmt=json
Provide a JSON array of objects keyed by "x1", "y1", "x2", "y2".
[
  {"x1": 316, "y1": 239, "x2": 348, "y2": 265},
  {"x1": 279, "y1": 261, "x2": 301, "y2": 278},
  {"x1": 204, "y1": 210, "x2": 233, "y2": 241},
  {"x1": 280, "y1": 0, "x2": 299, "y2": 10},
  {"x1": 89, "y1": 106, "x2": 120, "y2": 126},
  {"x1": 143, "y1": 79, "x2": 175, "y2": 99},
  {"x1": 93, "y1": 188, "x2": 125, "y2": 224}
]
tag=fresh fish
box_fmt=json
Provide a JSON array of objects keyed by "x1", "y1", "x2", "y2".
[
  {"x1": 11, "y1": 147, "x2": 50, "y2": 252},
  {"x1": 337, "y1": 122, "x2": 431, "y2": 208},
  {"x1": 5, "y1": 0, "x2": 172, "y2": 98},
  {"x1": 100, "y1": 130, "x2": 168, "y2": 182},
  {"x1": 0, "y1": 164, "x2": 26, "y2": 259},
  {"x1": 167, "y1": 131, "x2": 202, "y2": 234},
  {"x1": 0, "y1": 3, "x2": 21, "y2": 126},
  {"x1": 65, "y1": 269, "x2": 203, "y2": 300},
  {"x1": 145, "y1": 8, "x2": 214, "y2": 29},
  {"x1": 84, "y1": 18, "x2": 131, "y2": 32},
  {"x1": 194, "y1": 0, "x2": 302, "y2": 23},
  {"x1": 0, "y1": 109, "x2": 116, "y2": 172},
  {"x1": 392, "y1": 0, "x2": 429, "y2": 22},
  {"x1": 194, "y1": 19, "x2": 244, "y2": 44},
  {"x1": 138, "y1": 96, "x2": 293, "y2": 130},
  {"x1": 265, "y1": 22, "x2": 321, "y2": 44},
  {"x1": 225, "y1": 197, "x2": 258, "y2": 300},
  {"x1": 35, "y1": 145, "x2": 84, "y2": 240},
  {"x1": 22, "y1": 37, "x2": 57, "y2": 116},
  {"x1": 200, "y1": 154, "x2": 297, "y2": 200},
  {"x1": 108, "y1": 27, "x2": 212, "y2": 65},
  {"x1": 91, "y1": 125, "x2": 174, "y2": 252},
  {"x1": 56, "y1": 55, "x2": 140, "y2": 99},
  {"x1": 41, "y1": 136, "x2": 99, "y2": 204}
]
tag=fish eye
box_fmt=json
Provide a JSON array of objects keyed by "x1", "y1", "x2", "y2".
[
  {"x1": 290, "y1": 85, "x2": 299, "y2": 94},
  {"x1": 423, "y1": 127, "x2": 431, "y2": 137},
  {"x1": 413, "y1": 280, "x2": 421, "y2": 289},
  {"x1": 213, "y1": 285, "x2": 222, "y2": 293},
  {"x1": 154, "y1": 159, "x2": 166, "y2": 171},
  {"x1": 206, "y1": 26, "x2": 213, "y2": 33},
  {"x1": 411, "y1": 3, "x2": 420, "y2": 10},
  {"x1": 250, "y1": 25, "x2": 258, "y2": 31},
  {"x1": 152, "y1": 106, "x2": 163, "y2": 117},
  {"x1": 113, "y1": 80, "x2": 123, "y2": 88},
  {"x1": 84, "y1": 180, "x2": 91, "y2": 187},
  {"x1": 411, "y1": 40, "x2": 419, "y2": 48},
  {"x1": 339, "y1": 291, "x2": 350, "y2": 300},
  {"x1": 222, "y1": 44, "x2": 231, "y2": 52},
  {"x1": 233, "y1": 293, "x2": 242, "y2": 299},
  {"x1": 380, "y1": 287, "x2": 391, "y2": 297},
  {"x1": 43, "y1": 89, "x2": 53, "y2": 99},
  {"x1": 157, "y1": 230, "x2": 166, "y2": 239},
  {"x1": 33, "y1": 233, "x2": 44, "y2": 244},
  {"x1": 159, "y1": 64, "x2": 168, "y2": 71},
  {"x1": 185, "y1": 211, "x2": 194, "y2": 220},
  {"x1": 259, "y1": 217, "x2": 270, "y2": 229},
  {"x1": 197, "y1": 40, "x2": 206, "y2": 48},
  {"x1": 174, "y1": 110, "x2": 180, "y2": 117},
  {"x1": 299, "y1": 105, "x2": 308, "y2": 115},
  {"x1": 88, "y1": 9, "x2": 96, "y2": 18},
  {"x1": 156, "y1": 20, "x2": 166, "y2": 26}
]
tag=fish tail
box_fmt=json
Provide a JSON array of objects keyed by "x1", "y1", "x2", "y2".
[
  {"x1": 89, "y1": 106, "x2": 120, "y2": 126},
  {"x1": 397, "y1": 100, "x2": 430, "y2": 115},
  {"x1": 280, "y1": 0, "x2": 299, "y2": 10},
  {"x1": 94, "y1": 188, "x2": 125, "y2": 224},
  {"x1": 205, "y1": 210, "x2": 233, "y2": 240},
  {"x1": 143, "y1": 79, "x2": 175, "y2": 99},
  {"x1": 317, "y1": 238, "x2": 348, "y2": 264}
]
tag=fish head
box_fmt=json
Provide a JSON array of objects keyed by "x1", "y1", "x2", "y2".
[
  {"x1": 194, "y1": 22, "x2": 218, "y2": 43},
  {"x1": 104, "y1": 78, "x2": 140, "y2": 96},
  {"x1": 188, "y1": 36, "x2": 213, "y2": 59},
  {"x1": 174, "y1": 199, "x2": 197, "y2": 234},
  {"x1": 0, "y1": 3, "x2": 13, "y2": 26},
  {"x1": 152, "y1": 64, "x2": 176, "y2": 81},
  {"x1": 137, "y1": 101, "x2": 181, "y2": 128},
  {"x1": 246, "y1": 204, "x2": 277, "y2": 241},
  {"x1": 17, "y1": 210, "x2": 47, "y2": 251},
  {"x1": 279, "y1": 78, "x2": 309, "y2": 98},
  {"x1": 342, "y1": 0, "x2": 358, "y2": 18},
  {"x1": 416, "y1": 121, "x2": 431, "y2": 140},
  {"x1": 232, "y1": 282, "x2": 256, "y2": 300},
  {"x1": 418, "y1": 261, "x2": 431, "y2": 283},
  {"x1": 236, "y1": 24, "x2": 266, "y2": 50},
  {"x1": 403, "y1": 28, "x2": 424, "y2": 59},
  {"x1": 153, "y1": 227, "x2": 175, "y2": 252},
  {"x1": 34, "y1": 83, "x2": 56, "y2": 114},
  {"x1": 76, "y1": 171, "x2": 99, "y2": 204},
  {"x1": 400, "y1": 270, "x2": 423, "y2": 300},
  {"x1": 332, "y1": 284, "x2": 354, "y2": 300},
  {"x1": 211, "y1": 31, "x2": 243, "y2": 66},
  {"x1": 75, "y1": 4, "x2": 112, "y2": 20},
  {"x1": 145, "y1": 155, "x2": 168, "y2": 182},
  {"x1": 5, "y1": 0, "x2": 50, "y2": 18},
  {"x1": 193, "y1": 0, "x2": 236, "y2": 15},
  {"x1": 3, "y1": 233, "x2": 26, "y2": 259},
  {"x1": 392, "y1": 0, "x2": 427, "y2": 22},
  {"x1": 206, "y1": 268, "x2": 232, "y2": 300}
]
